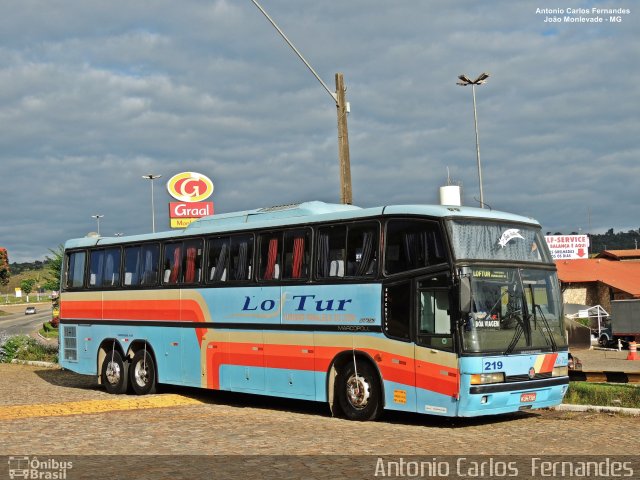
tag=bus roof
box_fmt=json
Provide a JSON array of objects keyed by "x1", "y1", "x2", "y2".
[{"x1": 63, "y1": 201, "x2": 540, "y2": 249}]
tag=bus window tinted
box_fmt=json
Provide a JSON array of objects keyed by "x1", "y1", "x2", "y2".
[
  {"x1": 65, "y1": 251, "x2": 86, "y2": 289},
  {"x1": 124, "y1": 244, "x2": 159, "y2": 286},
  {"x1": 317, "y1": 225, "x2": 346, "y2": 278},
  {"x1": 385, "y1": 220, "x2": 446, "y2": 275},
  {"x1": 229, "y1": 235, "x2": 253, "y2": 281},
  {"x1": 89, "y1": 248, "x2": 121, "y2": 288},
  {"x1": 163, "y1": 239, "x2": 203, "y2": 284}
]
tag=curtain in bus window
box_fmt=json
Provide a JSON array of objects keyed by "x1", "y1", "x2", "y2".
[
  {"x1": 233, "y1": 240, "x2": 248, "y2": 280},
  {"x1": 428, "y1": 229, "x2": 445, "y2": 262},
  {"x1": 317, "y1": 232, "x2": 330, "y2": 278},
  {"x1": 169, "y1": 246, "x2": 181, "y2": 283},
  {"x1": 185, "y1": 246, "x2": 197, "y2": 283},
  {"x1": 124, "y1": 247, "x2": 140, "y2": 286},
  {"x1": 403, "y1": 231, "x2": 423, "y2": 269},
  {"x1": 212, "y1": 242, "x2": 228, "y2": 282},
  {"x1": 263, "y1": 237, "x2": 279, "y2": 280},
  {"x1": 103, "y1": 250, "x2": 119, "y2": 286},
  {"x1": 68, "y1": 252, "x2": 86, "y2": 288},
  {"x1": 89, "y1": 251, "x2": 103, "y2": 287},
  {"x1": 356, "y1": 231, "x2": 375, "y2": 276},
  {"x1": 292, "y1": 235, "x2": 305, "y2": 279},
  {"x1": 141, "y1": 246, "x2": 157, "y2": 285}
]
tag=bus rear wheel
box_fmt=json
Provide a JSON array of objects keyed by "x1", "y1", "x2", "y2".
[
  {"x1": 101, "y1": 349, "x2": 128, "y2": 394},
  {"x1": 129, "y1": 349, "x2": 157, "y2": 395},
  {"x1": 336, "y1": 361, "x2": 382, "y2": 421}
]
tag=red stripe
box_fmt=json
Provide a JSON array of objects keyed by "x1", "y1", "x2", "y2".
[{"x1": 540, "y1": 353, "x2": 558, "y2": 373}]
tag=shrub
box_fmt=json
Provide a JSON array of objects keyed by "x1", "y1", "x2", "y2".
[{"x1": 0, "y1": 334, "x2": 58, "y2": 363}]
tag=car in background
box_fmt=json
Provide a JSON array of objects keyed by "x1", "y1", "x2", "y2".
[{"x1": 24, "y1": 306, "x2": 37, "y2": 315}]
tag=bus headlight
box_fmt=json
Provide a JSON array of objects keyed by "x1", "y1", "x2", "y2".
[
  {"x1": 552, "y1": 366, "x2": 568, "y2": 377},
  {"x1": 470, "y1": 373, "x2": 505, "y2": 385}
]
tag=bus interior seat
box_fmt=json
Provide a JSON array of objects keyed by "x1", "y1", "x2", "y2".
[{"x1": 329, "y1": 260, "x2": 344, "y2": 277}]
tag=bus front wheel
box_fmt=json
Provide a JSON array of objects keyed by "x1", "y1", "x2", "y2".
[
  {"x1": 101, "y1": 350, "x2": 128, "y2": 394},
  {"x1": 129, "y1": 349, "x2": 157, "y2": 395},
  {"x1": 336, "y1": 361, "x2": 382, "y2": 421}
]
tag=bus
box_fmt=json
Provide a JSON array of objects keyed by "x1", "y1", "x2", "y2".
[{"x1": 59, "y1": 201, "x2": 569, "y2": 419}]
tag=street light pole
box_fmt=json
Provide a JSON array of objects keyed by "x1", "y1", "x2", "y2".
[
  {"x1": 250, "y1": 0, "x2": 352, "y2": 204},
  {"x1": 457, "y1": 73, "x2": 489, "y2": 208},
  {"x1": 142, "y1": 174, "x2": 162, "y2": 233},
  {"x1": 91, "y1": 215, "x2": 104, "y2": 236}
]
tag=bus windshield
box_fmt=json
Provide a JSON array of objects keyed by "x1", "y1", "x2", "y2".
[
  {"x1": 462, "y1": 267, "x2": 567, "y2": 354},
  {"x1": 447, "y1": 220, "x2": 552, "y2": 263}
]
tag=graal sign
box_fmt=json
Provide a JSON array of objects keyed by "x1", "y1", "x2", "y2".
[{"x1": 167, "y1": 172, "x2": 214, "y2": 228}]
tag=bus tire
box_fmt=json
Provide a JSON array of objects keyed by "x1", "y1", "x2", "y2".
[
  {"x1": 336, "y1": 360, "x2": 382, "y2": 421},
  {"x1": 101, "y1": 349, "x2": 128, "y2": 394},
  {"x1": 129, "y1": 349, "x2": 157, "y2": 395}
]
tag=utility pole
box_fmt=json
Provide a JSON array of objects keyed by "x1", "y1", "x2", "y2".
[
  {"x1": 335, "y1": 73, "x2": 352, "y2": 204},
  {"x1": 250, "y1": 0, "x2": 352, "y2": 204}
]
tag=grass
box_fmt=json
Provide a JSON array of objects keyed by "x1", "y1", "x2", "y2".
[
  {"x1": 564, "y1": 382, "x2": 640, "y2": 409},
  {"x1": 39, "y1": 321, "x2": 59, "y2": 339},
  {"x1": 0, "y1": 334, "x2": 58, "y2": 363}
]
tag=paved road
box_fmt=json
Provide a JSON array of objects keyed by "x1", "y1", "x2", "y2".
[
  {"x1": 0, "y1": 363, "x2": 639, "y2": 479},
  {"x1": 0, "y1": 308, "x2": 51, "y2": 336}
]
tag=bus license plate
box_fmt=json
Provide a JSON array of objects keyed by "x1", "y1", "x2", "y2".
[{"x1": 520, "y1": 392, "x2": 536, "y2": 403}]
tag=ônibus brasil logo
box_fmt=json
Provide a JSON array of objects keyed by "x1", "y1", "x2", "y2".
[{"x1": 166, "y1": 172, "x2": 214, "y2": 203}]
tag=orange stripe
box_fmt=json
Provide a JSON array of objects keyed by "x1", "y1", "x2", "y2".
[{"x1": 540, "y1": 353, "x2": 558, "y2": 373}]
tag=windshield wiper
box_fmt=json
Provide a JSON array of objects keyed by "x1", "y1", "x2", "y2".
[
  {"x1": 503, "y1": 269, "x2": 531, "y2": 355},
  {"x1": 528, "y1": 284, "x2": 557, "y2": 352},
  {"x1": 534, "y1": 304, "x2": 557, "y2": 352}
]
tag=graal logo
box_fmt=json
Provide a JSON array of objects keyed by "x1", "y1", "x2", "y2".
[{"x1": 8, "y1": 456, "x2": 72, "y2": 479}]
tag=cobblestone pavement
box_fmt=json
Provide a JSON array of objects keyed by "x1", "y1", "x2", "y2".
[{"x1": 0, "y1": 363, "x2": 638, "y2": 459}]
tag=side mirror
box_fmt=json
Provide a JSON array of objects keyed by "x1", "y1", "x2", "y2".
[{"x1": 459, "y1": 276, "x2": 471, "y2": 316}]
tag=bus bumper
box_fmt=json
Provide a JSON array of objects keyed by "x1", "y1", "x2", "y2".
[{"x1": 457, "y1": 377, "x2": 569, "y2": 417}]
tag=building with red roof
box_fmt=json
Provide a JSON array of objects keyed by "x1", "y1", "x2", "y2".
[
  {"x1": 556, "y1": 253, "x2": 640, "y2": 311},
  {"x1": 596, "y1": 249, "x2": 640, "y2": 262}
]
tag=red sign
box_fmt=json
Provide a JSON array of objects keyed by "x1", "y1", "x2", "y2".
[{"x1": 169, "y1": 202, "x2": 214, "y2": 218}]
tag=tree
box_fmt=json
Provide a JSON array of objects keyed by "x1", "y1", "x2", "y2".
[
  {"x1": 43, "y1": 245, "x2": 64, "y2": 292},
  {"x1": 20, "y1": 278, "x2": 36, "y2": 302},
  {"x1": 0, "y1": 248, "x2": 9, "y2": 286}
]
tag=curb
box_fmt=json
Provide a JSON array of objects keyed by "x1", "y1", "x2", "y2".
[
  {"x1": 10, "y1": 359, "x2": 60, "y2": 369},
  {"x1": 554, "y1": 403, "x2": 640, "y2": 416}
]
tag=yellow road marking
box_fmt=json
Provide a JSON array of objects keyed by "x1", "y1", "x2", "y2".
[{"x1": 0, "y1": 394, "x2": 202, "y2": 421}]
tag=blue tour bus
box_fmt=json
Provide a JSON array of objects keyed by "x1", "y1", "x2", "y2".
[{"x1": 59, "y1": 201, "x2": 569, "y2": 419}]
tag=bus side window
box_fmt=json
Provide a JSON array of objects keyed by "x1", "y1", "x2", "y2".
[
  {"x1": 140, "y1": 244, "x2": 159, "y2": 285},
  {"x1": 384, "y1": 220, "x2": 446, "y2": 275},
  {"x1": 229, "y1": 235, "x2": 253, "y2": 281},
  {"x1": 208, "y1": 237, "x2": 230, "y2": 283},
  {"x1": 65, "y1": 251, "x2": 86, "y2": 289},
  {"x1": 283, "y1": 229, "x2": 310, "y2": 280},
  {"x1": 164, "y1": 242, "x2": 182, "y2": 284},
  {"x1": 383, "y1": 282, "x2": 411, "y2": 341},
  {"x1": 259, "y1": 233, "x2": 282, "y2": 281},
  {"x1": 417, "y1": 286, "x2": 453, "y2": 351},
  {"x1": 124, "y1": 246, "x2": 140, "y2": 286},
  {"x1": 316, "y1": 225, "x2": 346, "y2": 279},
  {"x1": 89, "y1": 250, "x2": 104, "y2": 287},
  {"x1": 183, "y1": 239, "x2": 203, "y2": 284},
  {"x1": 346, "y1": 223, "x2": 378, "y2": 277}
]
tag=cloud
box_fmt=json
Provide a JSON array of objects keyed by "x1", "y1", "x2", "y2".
[{"x1": 0, "y1": 0, "x2": 638, "y2": 261}]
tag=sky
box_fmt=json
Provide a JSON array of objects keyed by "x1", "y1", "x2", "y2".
[{"x1": 1, "y1": 0, "x2": 638, "y2": 262}]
